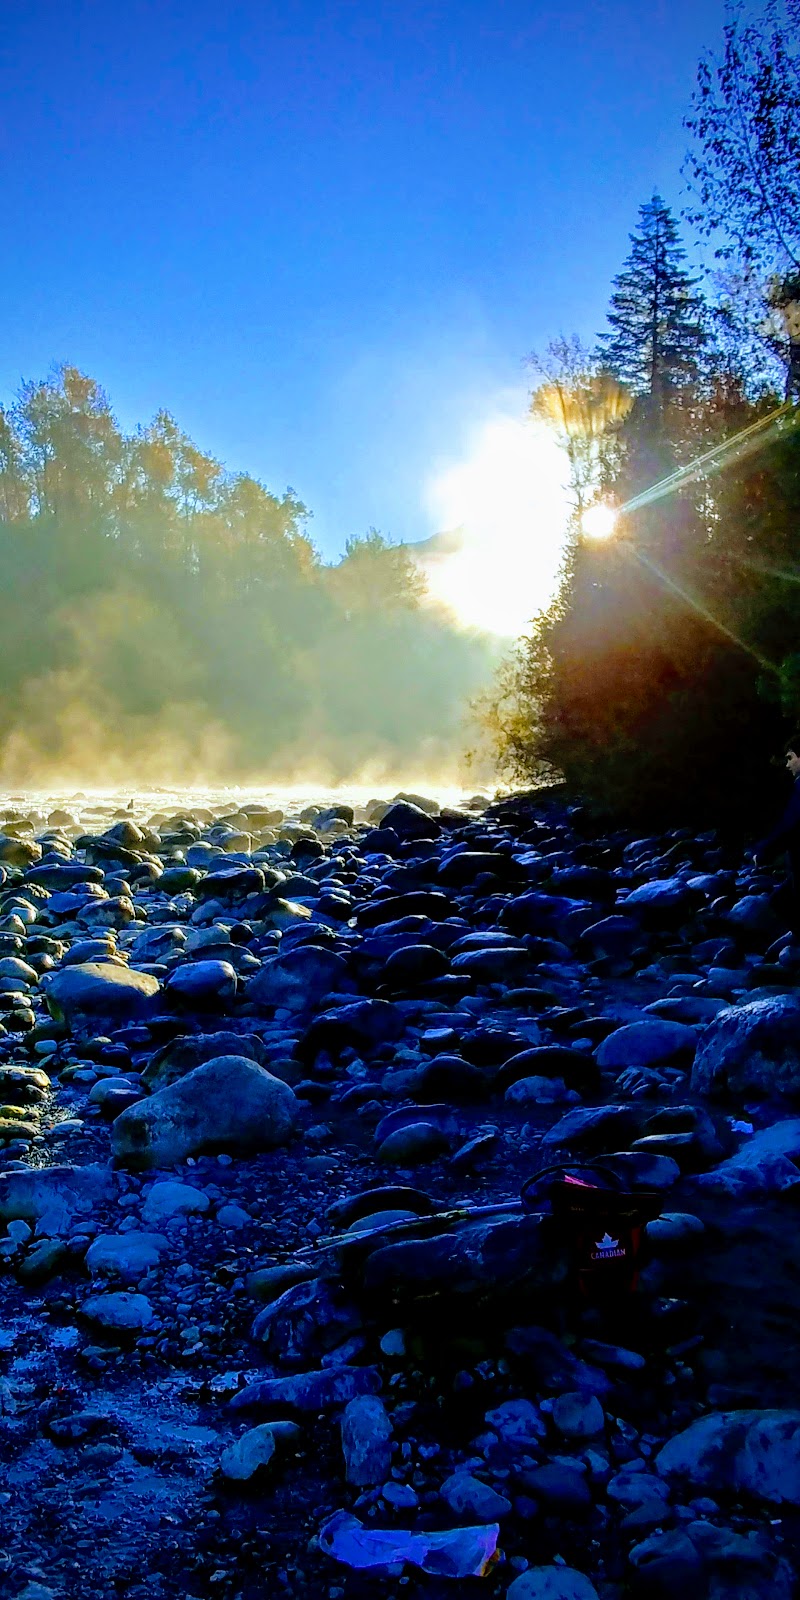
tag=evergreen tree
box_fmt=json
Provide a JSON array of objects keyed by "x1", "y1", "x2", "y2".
[{"x1": 599, "y1": 195, "x2": 707, "y2": 408}]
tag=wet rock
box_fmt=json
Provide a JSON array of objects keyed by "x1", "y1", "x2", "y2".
[
  {"x1": 656, "y1": 1409, "x2": 800, "y2": 1504},
  {"x1": 692, "y1": 995, "x2": 800, "y2": 1098},
  {"x1": 328, "y1": 1184, "x2": 436, "y2": 1228},
  {"x1": 42, "y1": 962, "x2": 160, "y2": 1030},
  {"x1": 341, "y1": 1395, "x2": 393, "y2": 1486},
  {"x1": 112, "y1": 1055, "x2": 298, "y2": 1168}
]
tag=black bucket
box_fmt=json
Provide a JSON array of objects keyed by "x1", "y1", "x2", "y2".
[{"x1": 522, "y1": 1162, "x2": 663, "y2": 1301}]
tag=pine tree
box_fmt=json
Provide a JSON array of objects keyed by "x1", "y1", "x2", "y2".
[{"x1": 599, "y1": 194, "x2": 707, "y2": 407}]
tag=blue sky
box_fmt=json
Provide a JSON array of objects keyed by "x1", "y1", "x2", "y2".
[{"x1": 0, "y1": 0, "x2": 723, "y2": 558}]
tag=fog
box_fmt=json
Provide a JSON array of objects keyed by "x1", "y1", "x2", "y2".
[{"x1": 0, "y1": 366, "x2": 504, "y2": 794}]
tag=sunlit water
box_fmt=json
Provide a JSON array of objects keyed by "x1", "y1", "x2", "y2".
[{"x1": 0, "y1": 782, "x2": 494, "y2": 826}]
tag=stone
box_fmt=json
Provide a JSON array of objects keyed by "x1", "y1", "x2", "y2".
[
  {"x1": 165, "y1": 960, "x2": 237, "y2": 1004},
  {"x1": 656, "y1": 1409, "x2": 800, "y2": 1504},
  {"x1": 42, "y1": 962, "x2": 160, "y2": 1030},
  {"x1": 86, "y1": 1232, "x2": 168, "y2": 1280},
  {"x1": 627, "y1": 1530, "x2": 704, "y2": 1590},
  {"x1": 377, "y1": 1122, "x2": 450, "y2": 1164},
  {"x1": 364, "y1": 1213, "x2": 560, "y2": 1300},
  {"x1": 141, "y1": 1180, "x2": 211, "y2": 1223},
  {"x1": 552, "y1": 1391, "x2": 605, "y2": 1439},
  {"x1": 484, "y1": 1398, "x2": 546, "y2": 1446},
  {"x1": 247, "y1": 945, "x2": 350, "y2": 1013},
  {"x1": 506, "y1": 1568, "x2": 599, "y2": 1600},
  {"x1": 623, "y1": 878, "x2": 697, "y2": 929},
  {"x1": 230, "y1": 1366, "x2": 381, "y2": 1413},
  {"x1": 439, "y1": 1472, "x2": 511, "y2": 1520},
  {"x1": 542, "y1": 1104, "x2": 639, "y2": 1153},
  {"x1": 220, "y1": 1422, "x2": 300, "y2": 1481},
  {"x1": 692, "y1": 995, "x2": 800, "y2": 1098},
  {"x1": 112, "y1": 1055, "x2": 298, "y2": 1168},
  {"x1": 517, "y1": 1463, "x2": 592, "y2": 1514},
  {"x1": 142, "y1": 1030, "x2": 263, "y2": 1091},
  {"x1": 596, "y1": 1020, "x2": 696, "y2": 1070},
  {"x1": 693, "y1": 1119, "x2": 800, "y2": 1197},
  {"x1": 645, "y1": 1213, "x2": 705, "y2": 1247},
  {"x1": 251, "y1": 1276, "x2": 361, "y2": 1365},
  {"x1": 341, "y1": 1395, "x2": 393, "y2": 1486},
  {"x1": 82, "y1": 1291, "x2": 154, "y2": 1331},
  {"x1": 0, "y1": 1164, "x2": 116, "y2": 1234}
]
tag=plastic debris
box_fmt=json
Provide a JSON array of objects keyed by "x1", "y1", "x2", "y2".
[{"x1": 318, "y1": 1510, "x2": 500, "y2": 1578}]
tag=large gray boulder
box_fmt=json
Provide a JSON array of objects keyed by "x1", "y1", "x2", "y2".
[
  {"x1": 691, "y1": 994, "x2": 800, "y2": 1098},
  {"x1": 42, "y1": 961, "x2": 160, "y2": 1030},
  {"x1": 112, "y1": 1055, "x2": 298, "y2": 1169},
  {"x1": 656, "y1": 1409, "x2": 800, "y2": 1504}
]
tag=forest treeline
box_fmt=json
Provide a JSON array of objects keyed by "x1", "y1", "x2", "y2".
[
  {"x1": 484, "y1": 0, "x2": 800, "y2": 826},
  {"x1": 0, "y1": 371, "x2": 494, "y2": 787}
]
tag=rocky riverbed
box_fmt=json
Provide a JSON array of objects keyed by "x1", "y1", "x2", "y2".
[{"x1": 2, "y1": 787, "x2": 800, "y2": 1599}]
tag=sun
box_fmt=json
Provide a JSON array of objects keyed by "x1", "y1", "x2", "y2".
[
  {"x1": 581, "y1": 501, "x2": 618, "y2": 540},
  {"x1": 419, "y1": 416, "x2": 572, "y2": 637}
]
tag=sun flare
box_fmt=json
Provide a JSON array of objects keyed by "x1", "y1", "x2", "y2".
[
  {"x1": 581, "y1": 501, "x2": 618, "y2": 540},
  {"x1": 418, "y1": 416, "x2": 572, "y2": 637}
]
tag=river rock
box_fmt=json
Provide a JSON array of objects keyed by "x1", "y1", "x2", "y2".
[
  {"x1": 341, "y1": 1395, "x2": 393, "y2": 1486},
  {"x1": 82, "y1": 1291, "x2": 154, "y2": 1332},
  {"x1": 656, "y1": 1409, "x2": 800, "y2": 1503},
  {"x1": 165, "y1": 960, "x2": 237, "y2": 1005},
  {"x1": 506, "y1": 1568, "x2": 599, "y2": 1600},
  {"x1": 0, "y1": 1164, "x2": 116, "y2": 1234},
  {"x1": 230, "y1": 1366, "x2": 381, "y2": 1413},
  {"x1": 596, "y1": 1020, "x2": 697, "y2": 1070},
  {"x1": 247, "y1": 945, "x2": 350, "y2": 1012},
  {"x1": 85, "y1": 1232, "x2": 168, "y2": 1280},
  {"x1": 42, "y1": 962, "x2": 160, "y2": 1030},
  {"x1": 142, "y1": 1030, "x2": 264, "y2": 1091},
  {"x1": 440, "y1": 1471, "x2": 511, "y2": 1520},
  {"x1": 112, "y1": 1055, "x2": 298, "y2": 1168},
  {"x1": 691, "y1": 995, "x2": 800, "y2": 1098}
]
